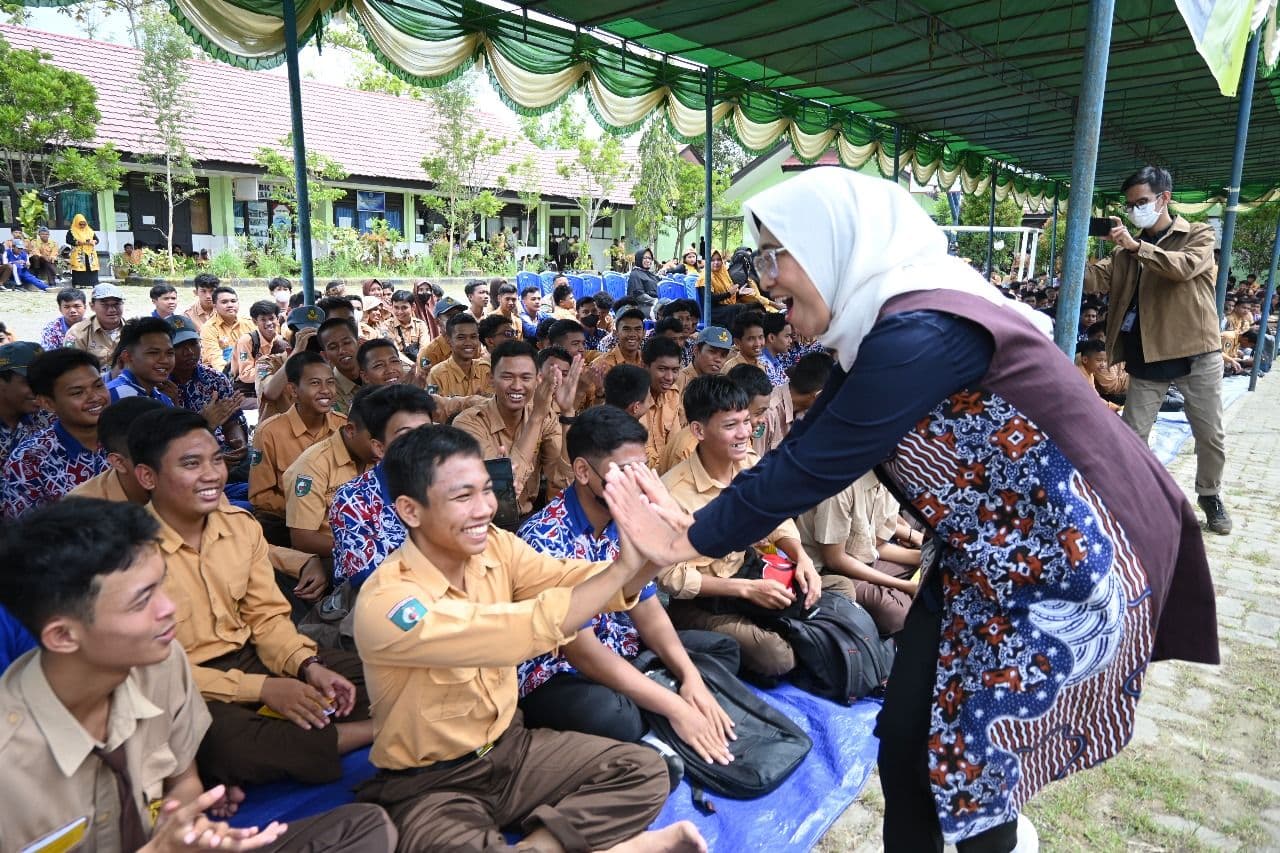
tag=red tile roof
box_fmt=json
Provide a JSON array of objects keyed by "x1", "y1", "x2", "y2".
[
  {"x1": 781, "y1": 148, "x2": 842, "y2": 169},
  {"x1": 0, "y1": 24, "x2": 638, "y2": 205}
]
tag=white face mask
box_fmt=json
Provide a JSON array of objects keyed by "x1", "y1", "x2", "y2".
[{"x1": 1127, "y1": 200, "x2": 1162, "y2": 229}]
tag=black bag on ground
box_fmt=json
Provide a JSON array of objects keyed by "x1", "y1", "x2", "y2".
[
  {"x1": 631, "y1": 648, "x2": 811, "y2": 800},
  {"x1": 695, "y1": 546, "x2": 809, "y2": 621},
  {"x1": 772, "y1": 591, "x2": 895, "y2": 705}
]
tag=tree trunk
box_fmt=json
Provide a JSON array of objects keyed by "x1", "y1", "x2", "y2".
[{"x1": 166, "y1": 155, "x2": 176, "y2": 275}]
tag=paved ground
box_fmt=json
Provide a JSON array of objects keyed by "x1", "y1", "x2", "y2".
[{"x1": 820, "y1": 373, "x2": 1280, "y2": 852}]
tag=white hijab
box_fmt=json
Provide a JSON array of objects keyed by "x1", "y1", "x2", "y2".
[{"x1": 744, "y1": 167, "x2": 1052, "y2": 370}]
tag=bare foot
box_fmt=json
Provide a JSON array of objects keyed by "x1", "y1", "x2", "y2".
[
  {"x1": 597, "y1": 822, "x2": 707, "y2": 853},
  {"x1": 208, "y1": 784, "x2": 245, "y2": 819}
]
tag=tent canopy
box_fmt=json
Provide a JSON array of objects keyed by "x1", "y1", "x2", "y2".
[{"x1": 22, "y1": 0, "x2": 1280, "y2": 206}]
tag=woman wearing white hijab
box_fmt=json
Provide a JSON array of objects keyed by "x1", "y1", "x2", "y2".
[{"x1": 606, "y1": 168, "x2": 1217, "y2": 852}]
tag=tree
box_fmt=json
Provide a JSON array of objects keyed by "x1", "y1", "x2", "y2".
[
  {"x1": 1225, "y1": 205, "x2": 1280, "y2": 278},
  {"x1": 632, "y1": 117, "x2": 681, "y2": 250},
  {"x1": 556, "y1": 134, "x2": 632, "y2": 268},
  {"x1": 955, "y1": 185, "x2": 1024, "y2": 274},
  {"x1": 503, "y1": 155, "x2": 542, "y2": 249},
  {"x1": 688, "y1": 128, "x2": 751, "y2": 176},
  {"x1": 0, "y1": 35, "x2": 123, "y2": 227},
  {"x1": 667, "y1": 159, "x2": 730, "y2": 259},
  {"x1": 420, "y1": 80, "x2": 505, "y2": 275},
  {"x1": 520, "y1": 105, "x2": 585, "y2": 150},
  {"x1": 137, "y1": 10, "x2": 198, "y2": 272},
  {"x1": 253, "y1": 135, "x2": 349, "y2": 254},
  {"x1": 57, "y1": 0, "x2": 165, "y2": 47}
]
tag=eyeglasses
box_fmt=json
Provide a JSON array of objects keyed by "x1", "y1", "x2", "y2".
[
  {"x1": 498, "y1": 329, "x2": 516, "y2": 338},
  {"x1": 751, "y1": 247, "x2": 790, "y2": 280}
]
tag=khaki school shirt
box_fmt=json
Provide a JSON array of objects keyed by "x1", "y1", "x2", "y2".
[
  {"x1": 0, "y1": 644, "x2": 210, "y2": 853},
  {"x1": 720, "y1": 351, "x2": 759, "y2": 373},
  {"x1": 64, "y1": 316, "x2": 120, "y2": 362},
  {"x1": 796, "y1": 472, "x2": 898, "y2": 568},
  {"x1": 388, "y1": 317, "x2": 430, "y2": 355},
  {"x1": 643, "y1": 388, "x2": 685, "y2": 470},
  {"x1": 332, "y1": 367, "x2": 361, "y2": 416},
  {"x1": 427, "y1": 357, "x2": 492, "y2": 398},
  {"x1": 199, "y1": 316, "x2": 255, "y2": 372},
  {"x1": 658, "y1": 425, "x2": 698, "y2": 475},
  {"x1": 587, "y1": 346, "x2": 640, "y2": 386},
  {"x1": 658, "y1": 449, "x2": 799, "y2": 598},
  {"x1": 150, "y1": 503, "x2": 317, "y2": 704},
  {"x1": 283, "y1": 429, "x2": 366, "y2": 536},
  {"x1": 453, "y1": 398, "x2": 570, "y2": 515},
  {"x1": 69, "y1": 468, "x2": 130, "y2": 501},
  {"x1": 419, "y1": 334, "x2": 451, "y2": 369},
  {"x1": 249, "y1": 407, "x2": 346, "y2": 517},
  {"x1": 353, "y1": 530, "x2": 633, "y2": 770},
  {"x1": 183, "y1": 301, "x2": 214, "y2": 331}
]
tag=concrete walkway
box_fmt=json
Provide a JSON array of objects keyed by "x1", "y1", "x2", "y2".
[{"x1": 819, "y1": 374, "x2": 1280, "y2": 852}]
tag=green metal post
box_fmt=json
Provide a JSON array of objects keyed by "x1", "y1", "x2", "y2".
[
  {"x1": 1048, "y1": 183, "x2": 1060, "y2": 283},
  {"x1": 1249, "y1": 211, "x2": 1280, "y2": 391},
  {"x1": 282, "y1": 0, "x2": 315, "y2": 305},
  {"x1": 703, "y1": 67, "x2": 714, "y2": 323},
  {"x1": 985, "y1": 166, "x2": 998, "y2": 280},
  {"x1": 1214, "y1": 29, "x2": 1262, "y2": 317}
]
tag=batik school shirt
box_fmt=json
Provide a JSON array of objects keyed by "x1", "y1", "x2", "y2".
[
  {"x1": 515, "y1": 487, "x2": 658, "y2": 697},
  {"x1": 172, "y1": 364, "x2": 249, "y2": 446},
  {"x1": 0, "y1": 408, "x2": 55, "y2": 461},
  {"x1": 583, "y1": 326, "x2": 609, "y2": 352},
  {"x1": 40, "y1": 317, "x2": 70, "y2": 352},
  {"x1": 106, "y1": 369, "x2": 175, "y2": 404},
  {"x1": 759, "y1": 349, "x2": 789, "y2": 387},
  {"x1": 1, "y1": 422, "x2": 109, "y2": 518},
  {"x1": 329, "y1": 464, "x2": 405, "y2": 587}
]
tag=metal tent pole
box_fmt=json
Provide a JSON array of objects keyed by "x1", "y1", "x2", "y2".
[
  {"x1": 985, "y1": 167, "x2": 998, "y2": 280},
  {"x1": 282, "y1": 0, "x2": 315, "y2": 305},
  {"x1": 1249, "y1": 210, "x2": 1280, "y2": 391},
  {"x1": 1215, "y1": 29, "x2": 1262, "y2": 317},
  {"x1": 1054, "y1": 0, "x2": 1115, "y2": 356},
  {"x1": 703, "y1": 66, "x2": 715, "y2": 324},
  {"x1": 1048, "y1": 184, "x2": 1060, "y2": 284},
  {"x1": 893, "y1": 126, "x2": 901, "y2": 186}
]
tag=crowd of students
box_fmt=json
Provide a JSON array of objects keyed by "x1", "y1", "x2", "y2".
[{"x1": 0, "y1": 267, "x2": 935, "y2": 853}]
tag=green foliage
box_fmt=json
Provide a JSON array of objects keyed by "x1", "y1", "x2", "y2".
[
  {"x1": 556, "y1": 134, "x2": 632, "y2": 266},
  {"x1": 1225, "y1": 204, "x2": 1280, "y2": 278},
  {"x1": 207, "y1": 247, "x2": 247, "y2": 279},
  {"x1": 56, "y1": 0, "x2": 162, "y2": 46},
  {"x1": 17, "y1": 190, "x2": 45, "y2": 235},
  {"x1": 633, "y1": 117, "x2": 680, "y2": 250},
  {"x1": 954, "y1": 186, "x2": 1024, "y2": 274},
  {"x1": 520, "y1": 105, "x2": 585, "y2": 150},
  {"x1": 668, "y1": 159, "x2": 730, "y2": 258},
  {"x1": 253, "y1": 135, "x2": 349, "y2": 246},
  {"x1": 505, "y1": 156, "x2": 542, "y2": 246},
  {"x1": 688, "y1": 128, "x2": 751, "y2": 176},
  {"x1": 420, "y1": 80, "x2": 506, "y2": 274},
  {"x1": 0, "y1": 34, "x2": 123, "y2": 207}
]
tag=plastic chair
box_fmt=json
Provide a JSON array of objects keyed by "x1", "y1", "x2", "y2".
[
  {"x1": 515, "y1": 271, "x2": 539, "y2": 294},
  {"x1": 539, "y1": 271, "x2": 557, "y2": 294},
  {"x1": 659, "y1": 281, "x2": 687, "y2": 301},
  {"x1": 604, "y1": 273, "x2": 628, "y2": 301},
  {"x1": 566, "y1": 274, "x2": 585, "y2": 300},
  {"x1": 579, "y1": 274, "x2": 603, "y2": 297}
]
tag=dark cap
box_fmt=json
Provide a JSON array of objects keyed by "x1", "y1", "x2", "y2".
[
  {"x1": 288, "y1": 305, "x2": 326, "y2": 330},
  {"x1": 693, "y1": 326, "x2": 733, "y2": 349},
  {"x1": 166, "y1": 315, "x2": 200, "y2": 345},
  {"x1": 433, "y1": 296, "x2": 465, "y2": 318},
  {"x1": 0, "y1": 341, "x2": 44, "y2": 374}
]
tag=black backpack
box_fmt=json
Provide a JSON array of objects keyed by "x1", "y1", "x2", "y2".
[
  {"x1": 727, "y1": 246, "x2": 757, "y2": 287},
  {"x1": 631, "y1": 648, "x2": 812, "y2": 802},
  {"x1": 773, "y1": 591, "x2": 895, "y2": 705}
]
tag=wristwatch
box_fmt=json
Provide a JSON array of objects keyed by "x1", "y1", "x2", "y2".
[
  {"x1": 297, "y1": 655, "x2": 323, "y2": 681},
  {"x1": 558, "y1": 414, "x2": 577, "y2": 425}
]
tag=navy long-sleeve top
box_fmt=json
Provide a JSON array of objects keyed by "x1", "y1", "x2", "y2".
[{"x1": 688, "y1": 309, "x2": 995, "y2": 558}]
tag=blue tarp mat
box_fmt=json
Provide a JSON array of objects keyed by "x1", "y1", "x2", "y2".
[
  {"x1": 1148, "y1": 375, "x2": 1250, "y2": 465},
  {"x1": 231, "y1": 686, "x2": 883, "y2": 852}
]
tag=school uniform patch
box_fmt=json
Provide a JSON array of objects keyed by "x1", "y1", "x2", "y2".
[
  {"x1": 250, "y1": 449, "x2": 263, "y2": 466},
  {"x1": 387, "y1": 596, "x2": 427, "y2": 631},
  {"x1": 294, "y1": 475, "x2": 313, "y2": 497}
]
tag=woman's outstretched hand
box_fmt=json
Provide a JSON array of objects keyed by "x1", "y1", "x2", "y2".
[{"x1": 603, "y1": 463, "x2": 699, "y2": 566}]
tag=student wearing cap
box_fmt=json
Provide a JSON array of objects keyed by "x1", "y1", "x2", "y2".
[
  {"x1": 106, "y1": 317, "x2": 178, "y2": 405},
  {"x1": 165, "y1": 315, "x2": 251, "y2": 480},
  {"x1": 27, "y1": 224, "x2": 59, "y2": 288},
  {"x1": 0, "y1": 341, "x2": 56, "y2": 459},
  {"x1": 681, "y1": 326, "x2": 734, "y2": 387},
  {"x1": 64, "y1": 283, "x2": 126, "y2": 361},
  {"x1": 453, "y1": 341, "x2": 580, "y2": 518},
  {"x1": 417, "y1": 296, "x2": 467, "y2": 370},
  {"x1": 641, "y1": 335, "x2": 686, "y2": 469},
  {"x1": 258, "y1": 305, "x2": 325, "y2": 421},
  {"x1": 66, "y1": 213, "x2": 100, "y2": 288},
  {"x1": 184, "y1": 273, "x2": 218, "y2": 331},
  {"x1": 250, "y1": 352, "x2": 347, "y2": 544},
  {"x1": 1, "y1": 349, "x2": 110, "y2": 518},
  {"x1": 0, "y1": 499, "x2": 401, "y2": 853},
  {"x1": 41, "y1": 287, "x2": 87, "y2": 351},
  {"x1": 5, "y1": 236, "x2": 49, "y2": 291},
  {"x1": 387, "y1": 290, "x2": 430, "y2": 360},
  {"x1": 356, "y1": 295, "x2": 388, "y2": 342},
  {"x1": 329, "y1": 385, "x2": 438, "y2": 587},
  {"x1": 200, "y1": 286, "x2": 256, "y2": 373},
  {"x1": 283, "y1": 384, "x2": 379, "y2": 559},
  {"x1": 427, "y1": 312, "x2": 492, "y2": 398},
  {"x1": 351, "y1": 425, "x2": 697, "y2": 853},
  {"x1": 126, "y1": 409, "x2": 377, "y2": 791}
]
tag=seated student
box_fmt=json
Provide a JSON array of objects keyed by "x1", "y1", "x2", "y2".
[
  {"x1": 728, "y1": 363, "x2": 793, "y2": 455},
  {"x1": 427, "y1": 313, "x2": 492, "y2": 397},
  {"x1": 454, "y1": 340, "x2": 579, "y2": 517},
  {"x1": 150, "y1": 282, "x2": 180, "y2": 319},
  {"x1": 721, "y1": 311, "x2": 767, "y2": 374},
  {"x1": 652, "y1": 317, "x2": 687, "y2": 356},
  {"x1": 106, "y1": 317, "x2": 177, "y2": 404},
  {"x1": 589, "y1": 306, "x2": 647, "y2": 383},
  {"x1": 2, "y1": 348, "x2": 110, "y2": 518},
  {"x1": 517, "y1": 406, "x2": 739, "y2": 762},
  {"x1": 230, "y1": 299, "x2": 288, "y2": 396},
  {"x1": 352, "y1": 425, "x2": 702, "y2": 853},
  {"x1": 518, "y1": 284, "x2": 543, "y2": 339},
  {"x1": 165, "y1": 315, "x2": 251, "y2": 481},
  {"x1": 641, "y1": 335, "x2": 686, "y2": 468},
  {"x1": 786, "y1": 350, "x2": 833, "y2": 421},
  {"x1": 257, "y1": 306, "x2": 325, "y2": 421},
  {"x1": 550, "y1": 282, "x2": 578, "y2": 320},
  {"x1": 317, "y1": 317, "x2": 363, "y2": 415},
  {"x1": 680, "y1": 325, "x2": 734, "y2": 389},
  {"x1": 250, "y1": 351, "x2": 347, "y2": 544},
  {"x1": 797, "y1": 471, "x2": 919, "y2": 636},
  {"x1": 385, "y1": 289, "x2": 429, "y2": 360},
  {"x1": 416, "y1": 296, "x2": 466, "y2": 371},
  {"x1": 199, "y1": 285, "x2": 255, "y2": 374},
  {"x1": 757, "y1": 313, "x2": 793, "y2": 387},
  {"x1": 330, "y1": 385, "x2": 438, "y2": 587},
  {"x1": 547, "y1": 317, "x2": 601, "y2": 366},
  {"x1": 658, "y1": 376, "x2": 854, "y2": 679},
  {"x1": 66, "y1": 284, "x2": 127, "y2": 362},
  {"x1": 358, "y1": 337, "x2": 407, "y2": 387},
  {"x1": 464, "y1": 279, "x2": 490, "y2": 322},
  {"x1": 0, "y1": 341, "x2": 56, "y2": 460},
  {"x1": 604, "y1": 363, "x2": 654, "y2": 423},
  {"x1": 284, "y1": 384, "x2": 379, "y2": 559},
  {"x1": 659, "y1": 298, "x2": 701, "y2": 366},
  {"x1": 576, "y1": 294, "x2": 609, "y2": 351},
  {"x1": 491, "y1": 282, "x2": 524, "y2": 340},
  {"x1": 0, "y1": 498, "x2": 397, "y2": 853},
  {"x1": 477, "y1": 312, "x2": 516, "y2": 355},
  {"x1": 71, "y1": 397, "x2": 167, "y2": 503},
  {"x1": 41, "y1": 288, "x2": 87, "y2": 351},
  {"x1": 1075, "y1": 339, "x2": 1123, "y2": 412},
  {"x1": 129, "y1": 409, "x2": 375, "y2": 789},
  {"x1": 1084, "y1": 322, "x2": 1128, "y2": 405},
  {"x1": 533, "y1": 317, "x2": 558, "y2": 351}
]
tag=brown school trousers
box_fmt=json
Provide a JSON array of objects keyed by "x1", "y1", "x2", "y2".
[
  {"x1": 196, "y1": 645, "x2": 369, "y2": 786},
  {"x1": 845, "y1": 558, "x2": 917, "y2": 637},
  {"x1": 356, "y1": 711, "x2": 669, "y2": 853},
  {"x1": 264, "y1": 803, "x2": 398, "y2": 853}
]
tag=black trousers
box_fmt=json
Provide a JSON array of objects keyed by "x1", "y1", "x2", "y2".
[
  {"x1": 519, "y1": 630, "x2": 740, "y2": 742},
  {"x1": 876, "y1": 572, "x2": 1018, "y2": 853}
]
